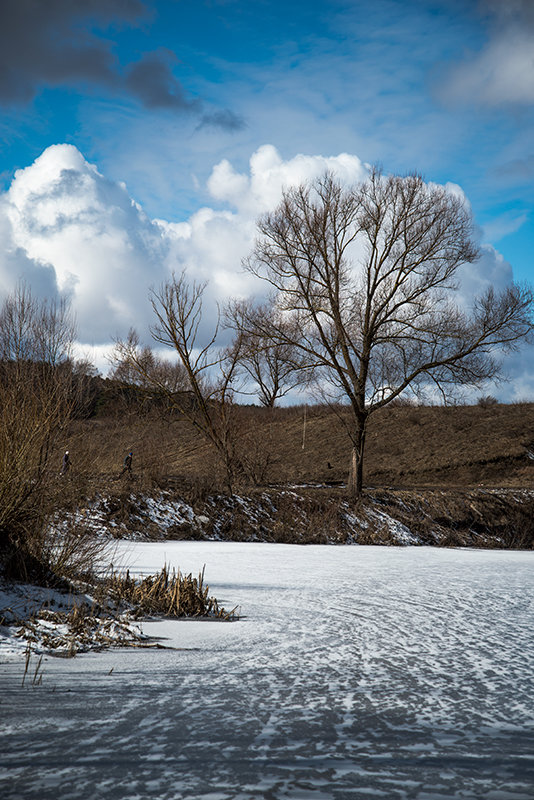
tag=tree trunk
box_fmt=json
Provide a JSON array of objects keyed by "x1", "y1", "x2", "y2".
[{"x1": 348, "y1": 422, "x2": 366, "y2": 499}]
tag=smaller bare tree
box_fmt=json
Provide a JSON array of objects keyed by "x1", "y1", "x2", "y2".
[
  {"x1": 225, "y1": 299, "x2": 305, "y2": 407},
  {"x1": 110, "y1": 328, "x2": 188, "y2": 394},
  {"x1": 113, "y1": 272, "x2": 245, "y2": 493}
]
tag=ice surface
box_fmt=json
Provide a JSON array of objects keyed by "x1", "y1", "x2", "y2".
[{"x1": 1, "y1": 543, "x2": 534, "y2": 799}]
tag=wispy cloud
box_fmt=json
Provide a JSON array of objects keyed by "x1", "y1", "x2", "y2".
[
  {"x1": 482, "y1": 211, "x2": 529, "y2": 242},
  {"x1": 439, "y1": 0, "x2": 534, "y2": 107}
]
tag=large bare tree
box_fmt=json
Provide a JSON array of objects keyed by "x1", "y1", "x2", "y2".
[{"x1": 244, "y1": 170, "x2": 534, "y2": 497}]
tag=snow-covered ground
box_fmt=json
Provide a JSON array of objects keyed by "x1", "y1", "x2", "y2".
[{"x1": 1, "y1": 543, "x2": 534, "y2": 799}]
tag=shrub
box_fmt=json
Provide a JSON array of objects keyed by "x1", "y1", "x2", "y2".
[
  {"x1": 0, "y1": 285, "x2": 102, "y2": 586},
  {"x1": 477, "y1": 395, "x2": 498, "y2": 408}
]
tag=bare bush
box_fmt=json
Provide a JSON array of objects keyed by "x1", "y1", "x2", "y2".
[
  {"x1": 237, "y1": 425, "x2": 275, "y2": 486},
  {"x1": 477, "y1": 395, "x2": 498, "y2": 408},
  {"x1": 0, "y1": 285, "x2": 96, "y2": 583},
  {"x1": 41, "y1": 522, "x2": 116, "y2": 583}
]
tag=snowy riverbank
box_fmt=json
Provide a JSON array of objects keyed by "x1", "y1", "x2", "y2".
[
  {"x1": 1, "y1": 542, "x2": 533, "y2": 799},
  {"x1": 52, "y1": 484, "x2": 534, "y2": 548}
]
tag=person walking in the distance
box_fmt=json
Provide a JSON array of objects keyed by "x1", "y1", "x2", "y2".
[
  {"x1": 60, "y1": 450, "x2": 71, "y2": 476},
  {"x1": 120, "y1": 451, "x2": 133, "y2": 478}
]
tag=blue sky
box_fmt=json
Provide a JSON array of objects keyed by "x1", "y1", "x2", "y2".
[{"x1": 0, "y1": 0, "x2": 533, "y2": 392}]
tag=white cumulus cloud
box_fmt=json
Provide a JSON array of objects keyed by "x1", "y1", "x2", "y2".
[
  {"x1": 0, "y1": 142, "x2": 526, "y2": 392},
  {"x1": 208, "y1": 144, "x2": 367, "y2": 215},
  {"x1": 0, "y1": 144, "x2": 371, "y2": 352},
  {"x1": 3, "y1": 144, "x2": 170, "y2": 344}
]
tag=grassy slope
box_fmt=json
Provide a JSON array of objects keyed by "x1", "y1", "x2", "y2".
[
  {"x1": 58, "y1": 399, "x2": 534, "y2": 490},
  {"x1": 43, "y1": 397, "x2": 534, "y2": 549}
]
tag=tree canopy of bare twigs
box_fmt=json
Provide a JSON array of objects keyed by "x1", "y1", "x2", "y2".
[
  {"x1": 225, "y1": 299, "x2": 305, "y2": 407},
  {"x1": 243, "y1": 170, "x2": 534, "y2": 496},
  {"x1": 110, "y1": 328, "x2": 188, "y2": 397}
]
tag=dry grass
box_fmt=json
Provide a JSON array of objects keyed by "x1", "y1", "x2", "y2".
[
  {"x1": 28, "y1": 395, "x2": 534, "y2": 554},
  {"x1": 101, "y1": 564, "x2": 238, "y2": 620},
  {"x1": 52, "y1": 399, "x2": 534, "y2": 491}
]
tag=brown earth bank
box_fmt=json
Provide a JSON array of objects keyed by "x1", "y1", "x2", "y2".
[
  {"x1": 62, "y1": 484, "x2": 534, "y2": 550},
  {"x1": 49, "y1": 391, "x2": 534, "y2": 549}
]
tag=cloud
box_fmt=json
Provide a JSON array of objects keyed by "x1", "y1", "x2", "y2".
[
  {"x1": 482, "y1": 211, "x2": 529, "y2": 242},
  {"x1": 199, "y1": 109, "x2": 246, "y2": 133},
  {"x1": 125, "y1": 51, "x2": 201, "y2": 113},
  {"x1": 0, "y1": 206, "x2": 59, "y2": 299},
  {"x1": 3, "y1": 144, "x2": 169, "y2": 343},
  {"x1": 0, "y1": 144, "x2": 370, "y2": 350},
  {"x1": 0, "y1": 142, "x2": 529, "y2": 394},
  {"x1": 457, "y1": 243, "x2": 514, "y2": 301},
  {"x1": 495, "y1": 154, "x2": 534, "y2": 184},
  {"x1": 0, "y1": 0, "x2": 143, "y2": 104},
  {"x1": 481, "y1": 0, "x2": 534, "y2": 26},
  {"x1": 439, "y1": 0, "x2": 534, "y2": 107},
  {"x1": 0, "y1": 0, "x2": 239, "y2": 130},
  {"x1": 207, "y1": 144, "x2": 368, "y2": 216}
]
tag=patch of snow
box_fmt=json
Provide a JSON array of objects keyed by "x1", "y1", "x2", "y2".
[
  {"x1": 51, "y1": 491, "x2": 208, "y2": 541},
  {"x1": 366, "y1": 508, "x2": 422, "y2": 544},
  {"x1": 1, "y1": 544, "x2": 533, "y2": 799},
  {"x1": 0, "y1": 579, "x2": 145, "y2": 656}
]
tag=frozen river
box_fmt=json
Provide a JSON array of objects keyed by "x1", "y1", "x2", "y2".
[{"x1": 1, "y1": 543, "x2": 534, "y2": 799}]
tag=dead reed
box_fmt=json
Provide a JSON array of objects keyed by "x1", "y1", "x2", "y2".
[
  {"x1": 102, "y1": 563, "x2": 238, "y2": 620},
  {"x1": 16, "y1": 600, "x2": 147, "y2": 656},
  {"x1": 21, "y1": 643, "x2": 43, "y2": 686}
]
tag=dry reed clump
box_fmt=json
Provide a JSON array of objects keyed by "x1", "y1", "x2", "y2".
[
  {"x1": 102, "y1": 564, "x2": 238, "y2": 620},
  {"x1": 15, "y1": 601, "x2": 145, "y2": 657},
  {"x1": 9, "y1": 562, "x2": 239, "y2": 658}
]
